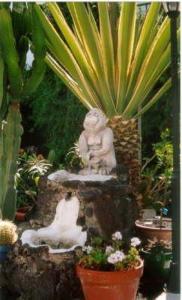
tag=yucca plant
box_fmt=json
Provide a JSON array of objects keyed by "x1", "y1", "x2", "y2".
[
  {"x1": 0, "y1": 3, "x2": 46, "y2": 220},
  {"x1": 35, "y1": 2, "x2": 179, "y2": 187}
]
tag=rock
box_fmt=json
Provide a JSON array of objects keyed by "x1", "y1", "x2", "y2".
[
  {"x1": 1, "y1": 241, "x2": 83, "y2": 300},
  {"x1": 36, "y1": 169, "x2": 137, "y2": 240},
  {"x1": 48, "y1": 170, "x2": 114, "y2": 183}
]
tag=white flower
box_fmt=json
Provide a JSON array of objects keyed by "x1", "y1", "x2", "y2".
[
  {"x1": 107, "y1": 253, "x2": 118, "y2": 264},
  {"x1": 82, "y1": 245, "x2": 93, "y2": 254},
  {"x1": 115, "y1": 251, "x2": 125, "y2": 262},
  {"x1": 105, "y1": 246, "x2": 114, "y2": 255},
  {"x1": 131, "y1": 237, "x2": 141, "y2": 247},
  {"x1": 112, "y1": 231, "x2": 122, "y2": 241},
  {"x1": 107, "y1": 251, "x2": 125, "y2": 264}
]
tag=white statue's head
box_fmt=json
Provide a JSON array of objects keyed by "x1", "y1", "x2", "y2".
[{"x1": 83, "y1": 108, "x2": 108, "y2": 132}]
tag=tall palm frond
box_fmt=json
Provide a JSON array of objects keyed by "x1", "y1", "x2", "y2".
[{"x1": 35, "y1": 2, "x2": 179, "y2": 119}]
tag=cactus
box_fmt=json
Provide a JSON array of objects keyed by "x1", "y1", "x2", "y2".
[
  {"x1": 0, "y1": 104, "x2": 23, "y2": 219},
  {"x1": 0, "y1": 4, "x2": 45, "y2": 220},
  {"x1": 0, "y1": 219, "x2": 18, "y2": 245}
]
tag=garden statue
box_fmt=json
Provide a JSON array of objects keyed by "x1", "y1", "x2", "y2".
[
  {"x1": 21, "y1": 194, "x2": 87, "y2": 253},
  {"x1": 79, "y1": 108, "x2": 116, "y2": 175},
  {"x1": 21, "y1": 109, "x2": 117, "y2": 253}
]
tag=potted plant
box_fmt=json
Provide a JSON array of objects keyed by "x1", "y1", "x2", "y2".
[
  {"x1": 76, "y1": 232, "x2": 143, "y2": 300},
  {"x1": 0, "y1": 220, "x2": 18, "y2": 262},
  {"x1": 15, "y1": 149, "x2": 52, "y2": 221},
  {"x1": 140, "y1": 238, "x2": 172, "y2": 281},
  {"x1": 135, "y1": 208, "x2": 171, "y2": 242},
  {"x1": 135, "y1": 129, "x2": 172, "y2": 242}
]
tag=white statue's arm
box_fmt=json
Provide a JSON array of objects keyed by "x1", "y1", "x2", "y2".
[
  {"x1": 92, "y1": 128, "x2": 114, "y2": 157},
  {"x1": 79, "y1": 132, "x2": 89, "y2": 163}
]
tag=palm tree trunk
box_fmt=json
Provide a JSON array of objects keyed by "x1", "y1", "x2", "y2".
[{"x1": 109, "y1": 116, "x2": 141, "y2": 192}]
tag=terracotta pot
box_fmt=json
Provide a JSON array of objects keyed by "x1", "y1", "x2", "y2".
[
  {"x1": 135, "y1": 218, "x2": 172, "y2": 242},
  {"x1": 77, "y1": 260, "x2": 143, "y2": 300},
  {"x1": 15, "y1": 206, "x2": 32, "y2": 221}
]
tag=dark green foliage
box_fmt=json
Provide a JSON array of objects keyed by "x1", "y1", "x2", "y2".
[
  {"x1": 137, "y1": 128, "x2": 173, "y2": 213},
  {"x1": 141, "y1": 239, "x2": 172, "y2": 281},
  {"x1": 142, "y1": 89, "x2": 172, "y2": 157},
  {"x1": 22, "y1": 70, "x2": 87, "y2": 165}
]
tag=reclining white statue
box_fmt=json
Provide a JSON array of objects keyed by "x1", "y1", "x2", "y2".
[{"x1": 21, "y1": 195, "x2": 87, "y2": 253}]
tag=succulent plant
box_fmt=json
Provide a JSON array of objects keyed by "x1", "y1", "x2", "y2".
[
  {"x1": 0, "y1": 220, "x2": 18, "y2": 245},
  {"x1": 0, "y1": 3, "x2": 46, "y2": 219}
]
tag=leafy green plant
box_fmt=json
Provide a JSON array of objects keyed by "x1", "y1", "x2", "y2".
[
  {"x1": 65, "y1": 141, "x2": 84, "y2": 170},
  {"x1": 35, "y1": 2, "x2": 179, "y2": 119},
  {"x1": 137, "y1": 128, "x2": 173, "y2": 212},
  {"x1": 140, "y1": 238, "x2": 172, "y2": 280},
  {"x1": 15, "y1": 149, "x2": 52, "y2": 209},
  {"x1": 143, "y1": 238, "x2": 172, "y2": 252},
  {"x1": 77, "y1": 231, "x2": 141, "y2": 271}
]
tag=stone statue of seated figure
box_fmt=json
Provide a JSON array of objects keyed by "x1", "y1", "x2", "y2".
[{"x1": 79, "y1": 108, "x2": 116, "y2": 175}]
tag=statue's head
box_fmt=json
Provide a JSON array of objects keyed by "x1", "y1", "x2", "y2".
[{"x1": 83, "y1": 108, "x2": 108, "y2": 132}]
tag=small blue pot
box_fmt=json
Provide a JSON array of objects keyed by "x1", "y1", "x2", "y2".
[{"x1": 0, "y1": 245, "x2": 11, "y2": 263}]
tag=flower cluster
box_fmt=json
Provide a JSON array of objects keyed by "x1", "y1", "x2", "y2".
[
  {"x1": 105, "y1": 246, "x2": 114, "y2": 255},
  {"x1": 112, "y1": 231, "x2": 122, "y2": 241},
  {"x1": 107, "y1": 251, "x2": 125, "y2": 264},
  {"x1": 131, "y1": 237, "x2": 141, "y2": 247},
  {"x1": 78, "y1": 231, "x2": 141, "y2": 272}
]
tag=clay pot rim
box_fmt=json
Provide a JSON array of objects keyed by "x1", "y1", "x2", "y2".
[
  {"x1": 17, "y1": 205, "x2": 33, "y2": 213},
  {"x1": 77, "y1": 258, "x2": 144, "y2": 274},
  {"x1": 135, "y1": 218, "x2": 171, "y2": 231}
]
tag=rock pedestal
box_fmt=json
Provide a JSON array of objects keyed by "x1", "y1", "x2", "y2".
[{"x1": 36, "y1": 168, "x2": 137, "y2": 240}]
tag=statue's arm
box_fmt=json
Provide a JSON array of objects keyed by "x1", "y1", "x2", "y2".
[
  {"x1": 93, "y1": 128, "x2": 113, "y2": 157},
  {"x1": 79, "y1": 132, "x2": 88, "y2": 156}
]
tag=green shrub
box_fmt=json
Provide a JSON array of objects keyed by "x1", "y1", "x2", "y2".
[
  {"x1": 142, "y1": 89, "x2": 172, "y2": 157},
  {"x1": 15, "y1": 149, "x2": 52, "y2": 209},
  {"x1": 22, "y1": 70, "x2": 87, "y2": 165},
  {"x1": 137, "y1": 128, "x2": 173, "y2": 212}
]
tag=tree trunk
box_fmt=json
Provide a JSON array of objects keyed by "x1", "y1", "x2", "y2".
[{"x1": 109, "y1": 116, "x2": 141, "y2": 194}]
